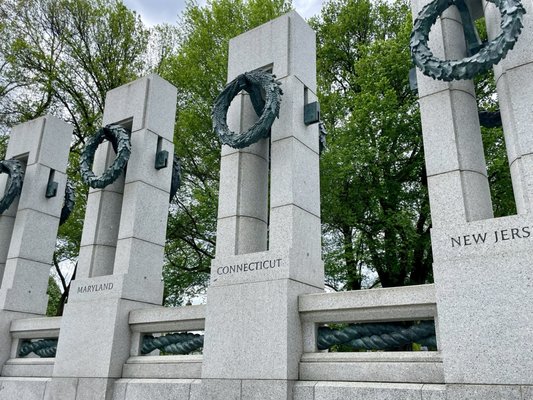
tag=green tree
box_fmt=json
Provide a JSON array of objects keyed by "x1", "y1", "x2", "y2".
[
  {"x1": 313, "y1": 0, "x2": 432, "y2": 289},
  {"x1": 0, "y1": 0, "x2": 149, "y2": 141},
  {"x1": 46, "y1": 276, "x2": 62, "y2": 316},
  {"x1": 315, "y1": 0, "x2": 515, "y2": 290}
]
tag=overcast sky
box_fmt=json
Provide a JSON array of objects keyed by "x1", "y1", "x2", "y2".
[{"x1": 122, "y1": 0, "x2": 323, "y2": 26}]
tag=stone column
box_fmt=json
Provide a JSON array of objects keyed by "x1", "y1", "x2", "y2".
[
  {"x1": 412, "y1": 0, "x2": 493, "y2": 228},
  {"x1": 413, "y1": 0, "x2": 533, "y2": 387},
  {"x1": 485, "y1": 0, "x2": 533, "y2": 214},
  {"x1": 201, "y1": 12, "x2": 324, "y2": 400},
  {"x1": 215, "y1": 97, "x2": 269, "y2": 257},
  {"x1": 47, "y1": 74, "x2": 177, "y2": 400},
  {"x1": 0, "y1": 116, "x2": 72, "y2": 368}
]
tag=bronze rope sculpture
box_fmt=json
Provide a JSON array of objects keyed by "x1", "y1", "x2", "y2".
[{"x1": 17, "y1": 321, "x2": 437, "y2": 358}]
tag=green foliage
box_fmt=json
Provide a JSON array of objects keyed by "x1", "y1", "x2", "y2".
[
  {"x1": 0, "y1": 0, "x2": 150, "y2": 139},
  {"x1": 313, "y1": 0, "x2": 432, "y2": 289},
  {"x1": 482, "y1": 124, "x2": 516, "y2": 218},
  {"x1": 46, "y1": 276, "x2": 62, "y2": 316}
]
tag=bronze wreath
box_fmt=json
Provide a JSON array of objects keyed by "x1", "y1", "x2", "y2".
[
  {"x1": 0, "y1": 159, "x2": 24, "y2": 214},
  {"x1": 169, "y1": 154, "x2": 181, "y2": 202},
  {"x1": 59, "y1": 180, "x2": 75, "y2": 226},
  {"x1": 410, "y1": 0, "x2": 525, "y2": 81},
  {"x1": 80, "y1": 124, "x2": 131, "y2": 189},
  {"x1": 81, "y1": 124, "x2": 181, "y2": 201},
  {"x1": 212, "y1": 70, "x2": 283, "y2": 149}
]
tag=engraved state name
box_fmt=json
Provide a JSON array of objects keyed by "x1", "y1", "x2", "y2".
[
  {"x1": 450, "y1": 226, "x2": 532, "y2": 247},
  {"x1": 77, "y1": 282, "x2": 114, "y2": 294},
  {"x1": 216, "y1": 258, "x2": 282, "y2": 275}
]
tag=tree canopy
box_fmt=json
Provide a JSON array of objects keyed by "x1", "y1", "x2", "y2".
[{"x1": 312, "y1": 0, "x2": 432, "y2": 290}]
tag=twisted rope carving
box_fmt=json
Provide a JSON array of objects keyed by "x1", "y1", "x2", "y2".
[
  {"x1": 15, "y1": 323, "x2": 434, "y2": 358},
  {"x1": 318, "y1": 321, "x2": 436, "y2": 350},
  {"x1": 142, "y1": 332, "x2": 204, "y2": 355},
  {"x1": 18, "y1": 339, "x2": 57, "y2": 358}
]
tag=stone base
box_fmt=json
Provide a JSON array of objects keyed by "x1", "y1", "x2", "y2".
[
  {"x1": 431, "y1": 222, "x2": 533, "y2": 385},
  {"x1": 0, "y1": 377, "x2": 50, "y2": 400},
  {"x1": 294, "y1": 382, "x2": 533, "y2": 400},
  {"x1": 52, "y1": 298, "x2": 159, "y2": 380},
  {"x1": 43, "y1": 377, "x2": 115, "y2": 400},
  {"x1": 202, "y1": 279, "x2": 321, "y2": 380},
  {"x1": 47, "y1": 297, "x2": 160, "y2": 400},
  {"x1": 1, "y1": 378, "x2": 532, "y2": 400},
  {"x1": 112, "y1": 378, "x2": 198, "y2": 400},
  {"x1": 197, "y1": 379, "x2": 294, "y2": 400}
]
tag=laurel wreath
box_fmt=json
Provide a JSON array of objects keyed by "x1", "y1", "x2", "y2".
[
  {"x1": 0, "y1": 160, "x2": 76, "y2": 224},
  {"x1": 81, "y1": 124, "x2": 181, "y2": 200},
  {"x1": 80, "y1": 124, "x2": 131, "y2": 189},
  {"x1": 59, "y1": 180, "x2": 75, "y2": 226},
  {"x1": 410, "y1": 0, "x2": 525, "y2": 81},
  {"x1": 212, "y1": 70, "x2": 283, "y2": 149},
  {"x1": 169, "y1": 153, "x2": 181, "y2": 202},
  {"x1": 0, "y1": 159, "x2": 24, "y2": 214}
]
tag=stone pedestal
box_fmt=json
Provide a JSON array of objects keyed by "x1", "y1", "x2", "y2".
[
  {"x1": 48, "y1": 74, "x2": 177, "y2": 400},
  {"x1": 0, "y1": 116, "x2": 72, "y2": 369},
  {"x1": 431, "y1": 216, "x2": 533, "y2": 385},
  {"x1": 201, "y1": 12, "x2": 324, "y2": 400},
  {"x1": 412, "y1": 0, "x2": 533, "y2": 387}
]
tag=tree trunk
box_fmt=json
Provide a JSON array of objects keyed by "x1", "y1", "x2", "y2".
[{"x1": 342, "y1": 225, "x2": 362, "y2": 290}]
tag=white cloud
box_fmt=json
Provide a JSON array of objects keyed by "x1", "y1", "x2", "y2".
[
  {"x1": 123, "y1": 0, "x2": 188, "y2": 26},
  {"x1": 293, "y1": 0, "x2": 323, "y2": 18},
  {"x1": 123, "y1": 0, "x2": 324, "y2": 26}
]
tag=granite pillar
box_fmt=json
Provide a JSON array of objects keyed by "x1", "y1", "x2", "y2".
[
  {"x1": 48, "y1": 74, "x2": 177, "y2": 400},
  {"x1": 0, "y1": 116, "x2": 72, "y2": 370},
  {"x1": 484, "y1": 0, "x2": 533, "y2": 214},
  {"x1": 412, "y1": 0, "x2": 533, "y2": 386},
  {"x1": 201, "y1": 12, "x2": 324, "y2": 400}
]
